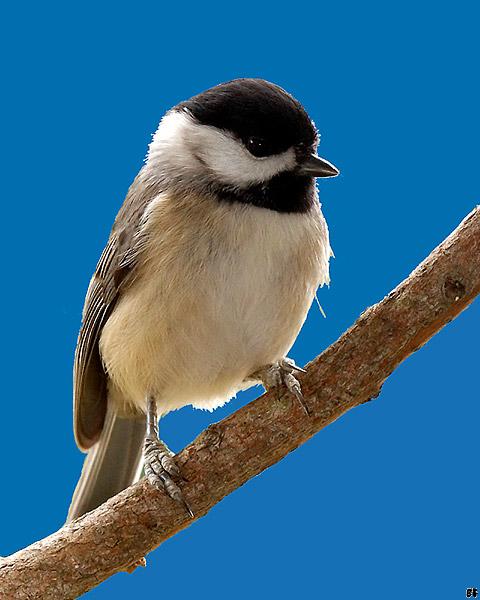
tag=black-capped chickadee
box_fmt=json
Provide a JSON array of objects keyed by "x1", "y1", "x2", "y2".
[{"x1": 68, "y1": 78, "x2": 339, "y2": 521}]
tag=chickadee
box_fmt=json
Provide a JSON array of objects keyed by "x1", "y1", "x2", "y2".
[{"x1": 68, "y1": 78, "x2": 339, "y2": 521}]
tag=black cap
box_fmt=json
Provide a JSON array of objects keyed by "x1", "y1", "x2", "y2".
[{"x1": 177, "y1": 78, "x2": 317, "y2": 157}]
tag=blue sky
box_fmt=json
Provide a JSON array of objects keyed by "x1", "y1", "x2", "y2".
[{"x1": 1, "y1": 1, "x2": 478, "y2": 598}]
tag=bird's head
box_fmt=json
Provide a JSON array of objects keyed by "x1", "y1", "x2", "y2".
[{"x1": 147, "y1": 79, "x2": 339, "y2": 212}]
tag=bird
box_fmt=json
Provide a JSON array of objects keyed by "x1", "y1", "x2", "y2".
[{"x1": 67, "y1": 78, "x2": 339, "y2": 521}]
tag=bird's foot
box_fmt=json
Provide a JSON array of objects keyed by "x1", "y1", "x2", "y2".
[
  {"x1": 251, "y1": 357, "x2": 310, "y2": 415},
  {"x1": 143, "y1": 436, "x2": 194, "y2": 518}
]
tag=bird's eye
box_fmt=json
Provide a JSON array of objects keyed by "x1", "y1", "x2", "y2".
[{"x1": 245, "y1": 136, "x2": 270, "y2": 158}]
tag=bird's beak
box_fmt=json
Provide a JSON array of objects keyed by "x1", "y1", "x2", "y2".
[{"x1": 297, "y1": 154, "x2": 340, "y2": 178}]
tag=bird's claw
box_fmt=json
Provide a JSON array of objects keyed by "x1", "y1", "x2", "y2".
[
  {"x1": 144, "y1": 437, "x2": 194, "y2": 518},
  {"x1": 251, "y1": 358, "x2": 310, "y2": 415}
]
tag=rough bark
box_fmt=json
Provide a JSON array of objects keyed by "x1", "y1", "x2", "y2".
[{"x1": 1, "y1": 207, "x2": 479, "y2": 599}]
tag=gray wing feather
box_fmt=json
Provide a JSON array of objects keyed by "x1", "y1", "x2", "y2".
[{"x1": 73, "y1": 168, "x2": 162, "y2": 450}]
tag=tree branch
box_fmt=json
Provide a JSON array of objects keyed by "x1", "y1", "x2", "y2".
[{"x1": 1, "y1": 207, "x2": 479, "y2": 600}]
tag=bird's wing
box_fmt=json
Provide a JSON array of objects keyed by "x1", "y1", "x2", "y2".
[{"x1": 73, "y1": 169, "x2": 162, "y2": 450}]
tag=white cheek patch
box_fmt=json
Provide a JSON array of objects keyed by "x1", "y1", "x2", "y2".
[
  {"x1": 147, "y1": 111, "x2": 297, "y2": 188},
  {"x1": 195, "y1": 128, "x2": 296, "y2": 186}
]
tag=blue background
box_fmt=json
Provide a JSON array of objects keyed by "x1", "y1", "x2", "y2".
[{"x1": 1, "y1": 2, "x2": 478, "y2": 598}]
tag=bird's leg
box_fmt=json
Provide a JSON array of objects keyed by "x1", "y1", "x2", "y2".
[
  {"x1": 249, "y1": 358, "x2": 310, "y2": 416},
  {"x1": 143, "y1": 395, "x2": 194, "y2": 517}
]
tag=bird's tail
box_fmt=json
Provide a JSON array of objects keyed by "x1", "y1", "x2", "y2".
[{"x1": 67, "y1": 405, "x2": 146, "y2": 522}]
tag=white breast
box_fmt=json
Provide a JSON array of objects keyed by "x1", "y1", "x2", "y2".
[{"x1": 100, "y1": 193, "x2": 331, "y2": 416}]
